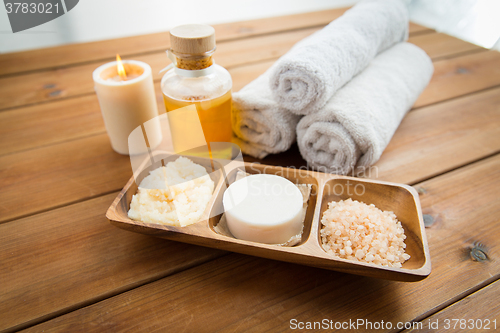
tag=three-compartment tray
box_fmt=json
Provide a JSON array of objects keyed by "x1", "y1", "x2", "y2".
[{"x1": 106, "y1": 156, "x2": 431, "y2": 282}]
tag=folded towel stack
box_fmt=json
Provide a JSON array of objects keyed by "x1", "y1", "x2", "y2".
[
  {"x1": 269, "y1": 0, "x2": 409, "y2": 115},
  {"x1": 231, "y1": 0, "x2": 433, "y2": 173},
  {"x1": 232, "y1": 73, "x2": 301, "y2": 159},
  {"x1": 296, "y1": 43, "x2": 433, "y2": 175}
]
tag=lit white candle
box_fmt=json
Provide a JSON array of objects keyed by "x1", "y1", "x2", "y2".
[{"x1": 93, "y1": 57, "x2": 161, "y2": 155}]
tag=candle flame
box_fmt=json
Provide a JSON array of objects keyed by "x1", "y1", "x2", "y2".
[{"x1": 116, "y1": 54, "x2": 127, "y2": 80}]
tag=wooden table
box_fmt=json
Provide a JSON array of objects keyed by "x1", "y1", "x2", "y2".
[{"x1": 1, "y1": 7, "x2": 499, "y2": 333}]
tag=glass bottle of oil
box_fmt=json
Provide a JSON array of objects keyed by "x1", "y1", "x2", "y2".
[{"x1": 161, "y1": 24, "x2": 232, "y2": 159}]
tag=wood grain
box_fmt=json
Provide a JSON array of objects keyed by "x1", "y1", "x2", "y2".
[
  {"x1": 0, "y1": 28, "x2": 315, "y2": 111},
  {"x1": 0, "y1": 25, "x2": 439, "y2": 111},
  {"x1": 0, "y1": 8, "x2": 353, "y2": 76},
  {"x1": 0, "y1": 35, "x2": 492, "y2": 158},
  {"x1": 415, "y1": 50, "x2": 500, "y2": 108},
  {"x1": 1, "y1": 8, "x2": 496, "y2": 333},
  {"x1": 20, "y1": 154, "x2": 500, "y2": 332},
  {"x1": 405, "y1": 280, "x2": 500, "y2": 332},
  {"x1": 409, "y1": 22, "x2": 434, "y2": 35},
  {"x1": 0, "y1": 95, "x2": 104, "y2": 156},
  {"x1": 0, "y1": 8, "x2": 431, "y2": 78},
  {"x1": 0, "y1": 134, "x2": 131, "y2": 223},
  {"x1": 0, "y1": 193, "x2": 225, "y2": 333},
  {"x1": 373, "y1": 86, "x2": 500, "y2": 184},
  {"x1": 2, "y1": 86, "x2": 499, "y2": 225},
  {"x1": 409, "y1": 32, "x2": 484, "y2": 60}
]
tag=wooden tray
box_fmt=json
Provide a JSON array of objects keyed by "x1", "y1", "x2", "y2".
[{"x1": 106, "y1": 156, "x2": 431, "y2": 282}]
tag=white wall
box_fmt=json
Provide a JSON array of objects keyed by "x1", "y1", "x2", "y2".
[
  {"x1": 409, "y1": 0, "x2": 500, "y2": 50},
  {"x1": 3, "y1": 0, "x2": 497, "y2": 54},
  {"x1": 0, "y1": 0, "x2": 359, "y2": 53}
]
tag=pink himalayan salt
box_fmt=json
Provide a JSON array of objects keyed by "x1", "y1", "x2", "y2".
[{"x1": 320, "y1": 198, "x2": 410, "y2": 268}]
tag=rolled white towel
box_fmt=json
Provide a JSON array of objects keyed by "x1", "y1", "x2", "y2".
[
  {"x1": 296, "y1": 42, "x2": 433, "y2": 175},
  {"x1": 232, "y1": 73, "x2": 301, "y2": 159},
  {"x1": 270, "y1": 0, "x2": 409, "y2": 115}
]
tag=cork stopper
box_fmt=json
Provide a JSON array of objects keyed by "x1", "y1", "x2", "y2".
[{"x1": 170, "y1": 24, "x2": 216, "y2": 55}]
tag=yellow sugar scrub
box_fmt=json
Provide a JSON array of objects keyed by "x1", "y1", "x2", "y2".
[
  {"x1": 320, "y1": 198, "x2": 410, "y2": 267},
  {"x1": 128, "y1": 157, "x2": 214, "y2": 227}
]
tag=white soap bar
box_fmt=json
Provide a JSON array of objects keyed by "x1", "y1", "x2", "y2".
[{"x1": 222, "y1": 174, "x2": 304, "y2": 244}]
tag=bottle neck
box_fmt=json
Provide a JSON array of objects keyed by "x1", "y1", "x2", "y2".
[
  {"x1": 175, "y1": 55, "x2": 213, "y2": 70},
  {"x1": 169, "y1": 48, "x2": 215, "y2": 69},
  {"x1": 173, "y1": 64, "x2": 216, "y2": 78},
  {"x1": 161, "y1": 48, "x2": 215, "y2": 77}
]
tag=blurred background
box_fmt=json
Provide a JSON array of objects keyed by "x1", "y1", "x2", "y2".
[{"x1": 1, "y1": 0, "x2": 499, "y2": 54}]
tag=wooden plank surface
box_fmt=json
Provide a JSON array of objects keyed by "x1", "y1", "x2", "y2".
[
  {"x1": 20, "y1": 155, "x2": 500, "y2": 332},
  {"x1": 415, "y1": 50, "x2": 500, "y2": 108},
  {"x1": 0, "y1": 27, "x2": 320, "y2": 110},
  {"x1": 1, "y1": 7, "x2": 497, "y2": 333},
  {"x1": 2, "y1": 85, "x2": 499, "y2": 225},
  {"x1": 0, "y1": 24, "x2": 435, "y2": 112},
  {"x1": 0, "y1": 33, "x2": 493, "y2": 157},
  {"x1": 409, "y1": 32, "x2": 484, "y2": 60},
  {"x1": 0, "y1": 193, "x2": 225, "y2": 333},
  {"x1": 1, "y1": 90, "x2": 498, "y2": 330},
  {"x1": 0, "y1": 95, "x2": 104, "y2": 156},
  {"x1": 0, "y1": 8, "x2": 352, "y2": 76},
  {"x1": 231, "y1": 50, "x2": 500, "y2": 100},
  {"x1": 229, "y1": 34, "x2": 492, "y2": 93},
  {"x1": 405, "y1": 281, "x2": 500, "y2": 332},
  {"x1": 0, "y1": 134, "x2": 131, "y2": 223},
  {"x1": 0, "y1": 27, "x2": 320, "y2": 111},
  {"x1": 374, "y1": 86, "x2": 500, "y2": 184},
  {"x1": 0, "y1": 8, "x2": 431, "y2": 78}
]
